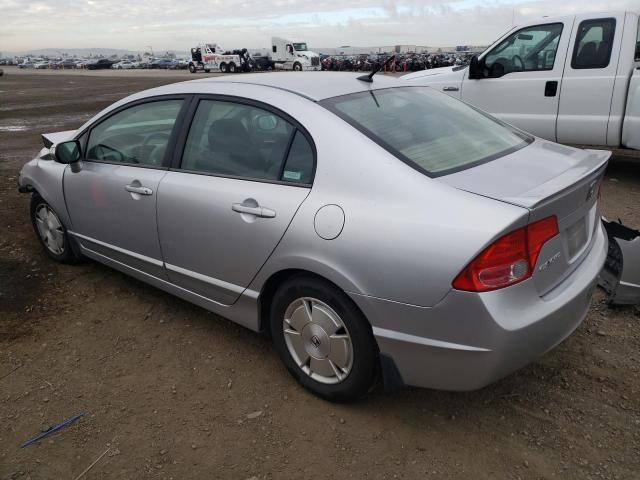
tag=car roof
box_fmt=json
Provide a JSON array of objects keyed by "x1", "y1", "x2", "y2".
[{"x1": 183, "y1": 72, "x2": 403, "y2": 102}]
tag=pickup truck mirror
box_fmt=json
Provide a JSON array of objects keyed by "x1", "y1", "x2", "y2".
[
  {"x1": 53, "y1": 140, "x2": 81, "y2": 164},
  {"x1": 468, "y1": 55, "x2": 484, "y2": 79}
]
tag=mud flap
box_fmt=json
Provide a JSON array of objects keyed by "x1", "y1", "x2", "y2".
[{"x1": 599, "y1": 218, "x2": 640, "y2": 305}]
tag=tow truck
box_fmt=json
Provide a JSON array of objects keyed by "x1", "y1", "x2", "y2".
[{"x1": 188, "y1": 44, "x2": 252, "y2": 74}]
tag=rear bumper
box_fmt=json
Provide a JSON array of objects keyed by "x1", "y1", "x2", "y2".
[{"x1": 349, "y1": 221, "x2": 608, "y2": 391}]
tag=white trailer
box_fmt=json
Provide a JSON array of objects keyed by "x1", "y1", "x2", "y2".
[{"x1": 270, "y1": 37, "x2": 320, "y2": 71}]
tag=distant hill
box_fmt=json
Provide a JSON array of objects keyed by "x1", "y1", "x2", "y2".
[{"x1": 2, "y1": 48, "x2": 188, "y2": 58}]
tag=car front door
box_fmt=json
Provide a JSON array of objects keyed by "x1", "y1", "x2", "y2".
[
  {"x1": 461, "y1": 21, "x2": 571, "y2": 141},
  {"x1": 63, "y1": 97, "x2": 188, "y2": 278},
  {"x1": 157, "y1": 97, "x2": 315, "y2": 305}
]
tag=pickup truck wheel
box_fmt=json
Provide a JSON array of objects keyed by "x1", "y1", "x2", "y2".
[
  {"x1": 270, "y1": 275, "x2": 378, "y2": 402},
  {"x1": 220, "y1": 63, "x2": 228, "y2": 73},
  {"x1": 293, "y1": 62, "x2": 302, "y2": 71},
  {"x1": 188, "y1": 64, "x2": 196, "y2": 73},
  {"x1": 30, "y1": 194, "x2": 80, "y2": 264},
  {"x1": 228, "y1": 62, "x2": 236, "y2": 73}
]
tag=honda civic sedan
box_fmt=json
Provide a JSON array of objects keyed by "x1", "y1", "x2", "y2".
[{"x1": 18, "y1": 73, "x2": 609, "y2": 402}]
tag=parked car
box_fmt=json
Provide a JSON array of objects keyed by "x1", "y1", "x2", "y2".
[
  {"x1": 55, "y1": 59, "x2": 77, "y2": 69},
  {"x1": 150, "y1": 58, "x2": 177, "y2": 69},
  {"x1": 86, "y1": 59, "x2": 114, "y2": 70},
  {"x1": 34, "y1": 61, "x2": 51, "y2": 69},
  {"x1": 18, "y1": 62, "x2": 35, "y2": 69},
  {"x1": 403, "y1": 10, "x2": 640, "y2": 150},
  {"x1": 18, "y1": 73, "x2": 609, "y2": 402},
  {"x1": 112, "y1": 60, "x2": 135, "y2": 69}
]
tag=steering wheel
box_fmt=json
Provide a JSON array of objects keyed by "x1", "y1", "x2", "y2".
[
  {"x1": 141, "y1": 132, "x2": 171, "y2": 165},
  {"x1": 511, "y1": 55, "x2": 525, "y2": 72},
  {"x1": 94, "y1": 143, "x2": 128, "y2": 163}
]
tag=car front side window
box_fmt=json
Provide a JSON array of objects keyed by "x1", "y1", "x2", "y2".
[
  {"x1": 85, "y1": 99, "x2": 183, "y2": 167},
  {"x1": 483, "y1": 23, "x2": 563, "y2": 77},
  {"x1": 180, "y1": 99, "x2": 313, "y2": 183}
]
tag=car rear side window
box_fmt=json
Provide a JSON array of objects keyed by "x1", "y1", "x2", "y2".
[
  {"x1": 180, "y1": 99, "x2": 313, "y2": 183},
  {"x1": 281, "y1": 131, "x2": 314, "y2": 183},
  {"x1": 86, "y1": 100, "x2": 183, "y2": 167},
  {"x1": 322, "y1": 87, "x2": 530, "y2": 177},
  {"x1": 571, "y1": 18, "x2": 616, "y2": 69}
]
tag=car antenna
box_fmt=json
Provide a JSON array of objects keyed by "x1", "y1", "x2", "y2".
[{"x1": 357, "y1": 55, "x2": 396, "y2": 83}]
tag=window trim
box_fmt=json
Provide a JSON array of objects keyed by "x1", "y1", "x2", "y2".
[
  {"x1": 481, "y1": 22, "x2": 564, "y2": 76},
  {"x1": 321, "y1": 86, "x2": 533, "y2": 178},
  {"x1": 570, "y1": 17, "x2": 617, "y2": 70},
  {"x1": 169, "y1": 94, "x2": 317, "y2": 187},
  {"x1": 74, "y1": 94, "x2": 193, "y2": 170}
]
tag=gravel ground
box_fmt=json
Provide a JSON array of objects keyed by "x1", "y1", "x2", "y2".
[{"x1": 0, "y1": 68, "x2": 639, "y2": 480}]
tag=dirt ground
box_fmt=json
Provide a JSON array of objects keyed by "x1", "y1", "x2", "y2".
[{"x1": 0, "y1": 67, "x2": 639, "y2": 480}]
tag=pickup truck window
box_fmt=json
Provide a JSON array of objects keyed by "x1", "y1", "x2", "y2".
[
  {"x1": 571, "y1": 18, "x2": 616, "y2": 69},
  {"x1": 483, "y1": 23, "x2": 563, "y2": 77}
]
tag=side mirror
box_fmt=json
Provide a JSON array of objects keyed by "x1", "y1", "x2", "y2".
[
  {"x1": 53, "y1": 140, "x2": 81, "y2": 164},
  {"x1": 468, "y1": 55, "x2": 483, "y2": 80}
]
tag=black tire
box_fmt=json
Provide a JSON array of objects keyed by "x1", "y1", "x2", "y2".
[
  {"x1": 219, "y1": 63, "x2": 228, "y2": 73},
  {"x1": 228, "y1": 62, "x2": 236, "y2": 73},
  {"x1": 293, "y1": 62, "x2": 302, "y2": 71},
  {"x1": 270, "y1": 275, "x2": 378, "y2": 402},
  {"x1": 30, "y1": 194, "x2": 80, "y2": 264},
  {"x1": 188, "y1": 63, "x2": 196, "y2": 73}
]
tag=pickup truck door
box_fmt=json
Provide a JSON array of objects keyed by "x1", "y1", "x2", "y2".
[
  {"x1": 461, "y1": 21, "x2": 572, "y2": 141},
  {"x1": 557, "y1": 14, "x2": 624, "y2": 145}
]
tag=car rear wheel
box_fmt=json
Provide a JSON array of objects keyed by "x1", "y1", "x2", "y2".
[
  {"x1": 220, "y1": 63, "x2": 228, "y2": 73},
  {"x1": 270, "y1": 275, "x2": 378, "y2": 402},
  {"x1": 30, "y1": 194, "x2": 79, "y2": 264},
  {"x1": 228, "y1": 62, "x2": 236, "y2": 73}
]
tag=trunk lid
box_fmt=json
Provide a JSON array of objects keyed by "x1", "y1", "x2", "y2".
[{"x1": 439, "y1": 139, "x2": 610, "y2": 295}]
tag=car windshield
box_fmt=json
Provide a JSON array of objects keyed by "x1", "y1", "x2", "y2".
[
  {"x1": 321, "y1": 87, "x2": 531, "y2": 176},
  {"x1": 293, "y1": 43, "x2": 308, "y2": 51}
]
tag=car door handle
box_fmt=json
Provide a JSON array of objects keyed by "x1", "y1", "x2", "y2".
[
  {"x1": 442, "y1": 86, "x2": 459, "y2": 92},
  {"x1": 232, "y1": 203, "x2": 276, "y2": 218},
  {"x1": 544, "y1": 81, "x2": 558, "y2": 97},
  {"x1": 125, "y1": 184, "x2": 153, "y2": 195}
]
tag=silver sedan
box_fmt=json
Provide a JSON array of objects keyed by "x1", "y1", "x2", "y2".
[{"x1": 18, "y1": 73, "x2": 609, "y2": 401}]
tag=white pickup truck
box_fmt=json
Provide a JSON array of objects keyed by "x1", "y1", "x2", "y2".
[{"x1": 403, "y1": 11, "x2": 640, "y2": 150}]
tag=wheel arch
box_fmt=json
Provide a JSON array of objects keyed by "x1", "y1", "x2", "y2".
[{"x1": 256, "y1": 267, "x2": 369, "y2": 334}]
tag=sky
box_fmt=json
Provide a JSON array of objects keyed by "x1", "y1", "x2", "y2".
[{"x1": 0, "y1": 0, "x2": 638, "y2": 53}]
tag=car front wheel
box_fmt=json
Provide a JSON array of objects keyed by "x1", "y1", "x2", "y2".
[
  {"x1": 30, "y1": 194, "x2": 79, "y2": 264},
  {"x1": 270, "y1": 275, "x2": 378, "y2": 402}
]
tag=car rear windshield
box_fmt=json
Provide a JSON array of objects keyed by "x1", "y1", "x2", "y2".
[{"x1": 321, "y1": 87, "x2": 531, "y2": 176}]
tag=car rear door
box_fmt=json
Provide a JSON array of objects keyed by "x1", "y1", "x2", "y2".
[
  {"x1": 557, "y1": 14, "x2": 623, "y2": 145},
  {"x1": 461, "y1": 20, "x2": 572, "y2": 141},
  {"x1": 63, "y1": 96, "x2": 188, "y2": 278},
  {"x1": 156, "y1": 96, "x2": 315, "y2": 305}
]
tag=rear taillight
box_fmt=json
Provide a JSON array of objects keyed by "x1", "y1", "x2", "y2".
[{"x1": 452, "y1": 216, "x2": 559, "y2": 292}]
